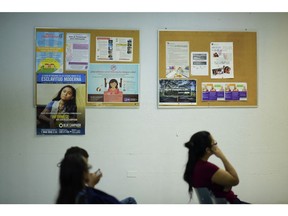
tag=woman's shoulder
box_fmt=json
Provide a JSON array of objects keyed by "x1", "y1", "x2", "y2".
[
  {"x1": 45, "y1": 101, "x2": 55, "y2": 109},
  {"x1": 196, "y1": 160, "x2": 219, "y2": 171}
]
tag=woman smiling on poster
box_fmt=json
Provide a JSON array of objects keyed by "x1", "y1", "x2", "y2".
[
  {"x1": 106, "y1": 79, "x2": 122, "y2": 95},
  {"x1": 103, "y1": 79, "x2": 123, "y2": 102},
  {"x1": 38, "y1": 85, "x2": 77, "y2": 128}
]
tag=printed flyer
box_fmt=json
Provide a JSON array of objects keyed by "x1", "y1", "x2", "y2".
[
  {"x1": 159, "y1": 79, "x2": 197, "y2": 105},
  {"x1": 36, "y1": 74, "x2": 86, "y2": 135},
  {"x1": 87, "y1": 63, "x2": 139, "y2": 104},
  {"x1": 96, "y1": 37, "x2": 133, "y2": 61},
  {"x1": 225, "y1": 83, "x2": 248, "y2": 101},
  {"x1": 210, "y1": 42, "x2": 234, "y2": 79},
  {"x1": 202, "y1": 82, "x2": 247, "y2": 101},
  {"x1": 166, "y1": 41, "x2": 189, "y2": 78},
  {"x1": 35, "y1": 32, "x2": 64, "y2": 73},
  {"x1": 191, "y1": 52, "x2": 209, "y2": 76},
  {"x1": 66, "y1": 33, "x2": 90, "y2": 71},
  {"x1": 202, "y1": 83, "x2": 225, "y2": 101}
]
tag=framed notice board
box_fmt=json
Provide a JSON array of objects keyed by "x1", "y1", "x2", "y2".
[
  {"x1": 34, "y1": 28, "x2": 140, "y2": 108},
  {"x1": 158, "y1": 30, "x2": 257, "y2": 108}
]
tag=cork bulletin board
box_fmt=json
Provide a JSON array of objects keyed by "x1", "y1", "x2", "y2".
[{"x1": 158, "y1": 30, "x2": 257, "y2": 108}]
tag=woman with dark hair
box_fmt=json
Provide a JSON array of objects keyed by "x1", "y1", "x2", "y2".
[
  {"x1": 106, "y1": 79, "x2": 122, "y2": 95},
  {"x1": 56, "y1": 154, "x2": 121, "y2": 204},
  {"x1": 38, "y1": 85, "x2": 77, "y2": 128},
  {"x1": 56, "y1": 147, "x2": 137, "y2": 204},
  {"x1": 56, "y1": 154, "x2": 88, "y2": 204},
  {"x1": 183, "y1": 131, "x2": 249, "y2": 204}
]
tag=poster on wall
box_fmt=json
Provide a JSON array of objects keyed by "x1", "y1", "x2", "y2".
[
  {"x1": 65, "y1": 33, "x2": 90, "y2": 71},
  {"x1": 87, "y1": 63, "x2": 139, "y2": 105},
  {"x1": 96, "y1": 37, "x2": 133, "y2": 61},
  {"x1": 159, "y1": 79, "x2": 197, "y2": 105},
  {"x1": 210, "y1": 42, "x2": 234, "y2": 79},
  {"x1": 191, "y1": 52, "x2": 209, "y2": 76},
  {"x1": 36, "y1": 74, "x2": 86, "y2": 135},
  {"x1": 225, "y1": 83, "x2": 248, "y2": 101},
  {"x1": 35, "y1": 32, "x2": 64, "y2": 73},
  {"x1": 202, "y1": 82, "x2": 225, "y2": 101},
  {"x1": 166, "y1": 41, "x2": 189, "y2": 78},
  {"x1": 202, "y1": 82, "x2": 247, "y2": 101}
]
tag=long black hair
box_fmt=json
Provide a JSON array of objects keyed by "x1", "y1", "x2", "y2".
[
  {"x1": 56, "y1": 154, "x2": 88, "y2": 204},
  {"x1": 53, "y1": 85, "x2": 77, "y2": 113},
  {"x1": 183, "y1": 131, "x2": 212, "y2": 198}
]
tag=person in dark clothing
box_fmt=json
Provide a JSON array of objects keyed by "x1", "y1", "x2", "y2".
[
  {"x1": 56, "y1": 154, "x2": 121, "y2": 204},
  {"x1": 56, "y1": 146, "x2": 136, "y2": 204},
  {"x1": 183, "y1": 131, "x2": 249, "y2": 204}
]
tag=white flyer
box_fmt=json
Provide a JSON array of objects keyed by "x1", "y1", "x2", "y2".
[
  {"x1": 166, "y1": 41, "x2": 189, "y2": 78},
  {"x1": 210, "y1": 42, "x2": 234, "y2": 79},
  {"x1": 191, "y1": 52, "x2": 209, "y2": 76},
  {"x1": 96, "y1": 37, "x2": 133, "y2": 62},
  {"x1": 66, "y1": 33, "x2": 90, "y2": 71}
]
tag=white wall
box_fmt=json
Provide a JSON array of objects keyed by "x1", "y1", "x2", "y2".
[{"x1": 0, "y1": 12, "x2": 288, "y2": 204}]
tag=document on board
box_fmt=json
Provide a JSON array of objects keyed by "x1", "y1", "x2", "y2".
[
  {"x1": 202, "y1": 82, "x2": 248, "y2": 101},
  {"x1": 96, "y1": 37, "x2": 133, "y2": 62},
  {"x1": 224, "y1": 82, "x2": 248, "y2": 101},
  {"x1": 66, "y1": 33, "x2": 90, "y2": 71},
  {"x1": 35, "y1": 32, "x2": 64, "y2": 73},
  {"x1": 159, "y1": 79, "x2": 197, "y2": 105},
  {"x1": 202, "y1": 82, "x2": 225, "y2": 101},
  {"x1": 87, "y1": 63, "x2": 139, "y2": 104},
  {"x1": 166, "y1": 41, "x2": 189, "y2": 79},
  {"x1": 210, "y1": 42, "x2": 234, "y2": 79},
  {"x1": 191, "y1": 52, "x2": 209, "y2": 76}
]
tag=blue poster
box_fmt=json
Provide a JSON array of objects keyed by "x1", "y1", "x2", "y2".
[
  {"x1": 87, "y1": 63, "x2": 139, "y2": 104},
  {"x1": 36, "y1": 74, "x2": 86, "y2": 135}
]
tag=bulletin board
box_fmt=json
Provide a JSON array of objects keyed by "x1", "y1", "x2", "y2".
[
  {"x1": 35, "y1": 28, "x2": 139, "y2": 135},
  {"x1": 34, "y1": 28, "x2": 140, "y2": 108},
  {"x1": 158, "y1": 30, "x2": 257, "y2": 108}
]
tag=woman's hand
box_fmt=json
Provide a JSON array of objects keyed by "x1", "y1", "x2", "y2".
[
  {"x1": 211, "y1": 145, "x2": 225, "y2": 159},
  {"x1": 87, "y1": 170, "x2": 103, "y2": 188},
  {"x1": 211, "y1": 144, "x2": 239, "y2": 187}
]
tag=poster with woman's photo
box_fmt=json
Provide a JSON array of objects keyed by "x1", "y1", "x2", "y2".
[
  {"x1": 36, "y1": 74, "x2": 86, "y2": 135},
  {"x1": 87, "y1": 63, "x2": 139, "y2": 105}
]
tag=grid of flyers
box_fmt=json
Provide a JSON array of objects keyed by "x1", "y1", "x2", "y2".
[{"x1": 202, "y1": 82, "x2": 247, "y2": 101}]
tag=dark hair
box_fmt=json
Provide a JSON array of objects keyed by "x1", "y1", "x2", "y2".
[
  {"x1": 53, "y1": 85, "x2": 77, "y2": 113},
  {"x1": 57, "y1": 147, "x2": 89, "y2": 168},
  {"x1": 183, "y1": 131, "x2": 212, "y2": 198},
  {"x1": 56, "y1": 154, "x2": 88, "y2": 204},
  {"x1": 108, "y1": 79, "x2": 118, "y2": 89},
  {"x1": 64, "y1": 146, "x2": 89, "y2": 159}
]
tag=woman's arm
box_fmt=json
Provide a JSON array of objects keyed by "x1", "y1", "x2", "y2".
[
  {"x1": 211, "y1": 145, "x2": 239, "y2": 187},
  {"x1": 38, "y1": 105, "x2": 55, "y2": 128},
  {"x1": 38, "y1": 107, "x2": 52, "y2": 122}
]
